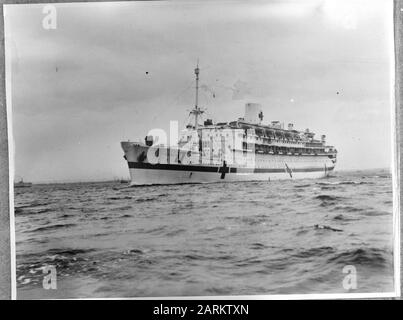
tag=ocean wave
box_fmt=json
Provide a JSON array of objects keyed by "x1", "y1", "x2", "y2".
[
  {"x1": 332, "y1": 214, "x2": 360, "y2": 222},
  {"x1": 60, "y1": 214, "x2": 73, "y2": 218},
  {"x1": 294, "y1": 184, "x2": 312, "y2": 188},
  {"x1": 183, "y1": 253, "x2": 211, "y2": 261},
  {"x1": 316, "y1": 182, "x2": 340, "y2": 186},
  {"x1": 333, "y1": 205, "x2": 363, "y2": 213},
  {"x1": 107, "y1": 196, "x2": 133, "y2": 200},
  {"x1": 14, "y1": 207, "x2": 24, "y2": 215},
  {"x1": 112, "y1": 205, "x2": 133, "y2": 211},
  {"x1": 371, "y1": 175, "x2": 391, "y2": 179},
  {"x1": 44, "y1": 248, "x2": 96, "y2": 256},
  {"x1": 15, "y1": 206, "x2": 53, "y2": 216},
  {"x1": 143, "y1": 225, "x2": 167, "y2": 235},
  {"x1": 237, "y1": 215, "x2": 268, "y2": 226},
  {"x1": 120, "y1": 214, "x2": 132, "y2": 218},
  {"x1": 16, "y1": 247, "x2": 99, "y2": 286},
  {"x1": 81, "y1": 207, "x2": 99, "y2": 213},
  {"x1": 123, "y1": 248, "x2": 145, "y2": 255},
  {"x1": 314, "y1": 195, "x2": 342, "y2": 201},
  {"x1": 360, "y1": 210, "x2": 391, "y2": 217},
  {"x1": 294, "y1": 246, "x2": 335, "y2": 258},
  {"x1": 233, "y1": 256, "x2": 263, "y2": 267},
  {"x1": 327, "y1": 247, "x2": 391, "y2": 268},
  {"x1": 319, "y1": 185, "x2": 337, "y2": 190},
  {"x1": 165, "y1": 229, "x2": 187, "y2": 237},
  {"x1": 316, "y1": 181, "x2": 367, "y2": 186},
  {"x1": 15, "y1": 201, "x2": 49, "y2": 209},
  {"x1": 295, "y1": 228, "x2": 309, "y2": 236},
  {"x1": 30, "y1": 223, "x2": 76, "y2": 233},
  {"x1": 250, "y1": 242, "x2": 268, "y2": 250},
  {"x1": 36, "y1": 208, "x2": 53, "y2": 214},
  {"x1": 314, "y1": 224, "x2": 343, "y2": 232},
  {"x1": 339, "y1": 181, "x2": 369, "y2": 185},
  {"x1": 135, "y1": 197, "x2": 159, "y2": 202}
]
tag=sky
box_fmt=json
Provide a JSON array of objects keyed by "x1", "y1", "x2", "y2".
[{"x1": 5, "y1": 0, "x2": 394, "y2": 183}]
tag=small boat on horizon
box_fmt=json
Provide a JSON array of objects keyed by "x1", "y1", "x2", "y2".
[{"x1": 14, "y1": 178, "x2": 32, "y2": 188}]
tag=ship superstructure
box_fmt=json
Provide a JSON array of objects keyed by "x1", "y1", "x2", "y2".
[{"x1": 121, "y1": 66, "x2": 337, "y2": 185}]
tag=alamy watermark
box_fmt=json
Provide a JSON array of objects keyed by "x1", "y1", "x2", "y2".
[
  {"x1": 42, "y1": 5, "x2": 57, "y2": 30},
  {"x1": 145, "y1": 121, "x2": 256, "y2": 168},
  {"x1": 42, "y1": 265, "x2": 57, "y2": 290},
  {"x1": 342, "y1": 265, "x2": 357, "y2": 290}
]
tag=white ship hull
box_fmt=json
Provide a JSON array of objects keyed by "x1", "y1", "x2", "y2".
[
  {"x1": 127, "y1": 167, "x2": 332, "y2": 185},
  {"x1": 121, "y1": 142, "x2": 335, "y2": 186}
]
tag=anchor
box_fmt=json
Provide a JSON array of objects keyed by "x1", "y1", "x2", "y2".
[{"x1": 284, "y1": 163, "x2": 293, "y2": 178}]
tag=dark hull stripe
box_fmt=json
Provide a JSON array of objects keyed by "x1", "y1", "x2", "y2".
[{"x1": 128, "y1": 162, "x2": 335, "y2": 173}]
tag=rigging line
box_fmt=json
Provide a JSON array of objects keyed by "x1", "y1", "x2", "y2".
[
  {"x1": 183, "y1": 106, "x2": 194, "y2": 128},
  {"x1": 164, "y1": 79, "x2": 196, "y2": 130},
  {"x1": 167, "y1": 79, "x2": 195, "y2": 108},
  {"x1": 200, "y1": 88, "x2": 219, "y2": 121},
  {"x1": 200, "y1": 90, "x2": 210, "y2": 107},
  {"x1": 200, "y1": 105, "x2": 214, "y2": 123},
  {"x1": 214, "y1": 82, "x2": 237, "y2": 93},
  {"x1": 204, "y1": 108, "x2": 214, "y2": 119}
]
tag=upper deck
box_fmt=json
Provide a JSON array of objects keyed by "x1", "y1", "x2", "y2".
[
  {"x1": 180, "y1": 116, "x2": 337, "y2": 157},
  {"x1": 175, "y1": 66, "x2": 336, "y2": 158}
]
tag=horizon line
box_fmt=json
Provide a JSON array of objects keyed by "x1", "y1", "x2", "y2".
[{"x1": 14, "y1": 167, "x2": 392, "y2": 185}]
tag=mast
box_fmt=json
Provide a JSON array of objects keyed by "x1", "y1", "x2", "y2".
[
  {"x1": 190, "y1": 61, "x2": 203, "y2": 130},
  {"x1": 195, "y1": 62, "x2": 199, "y2": 112}
]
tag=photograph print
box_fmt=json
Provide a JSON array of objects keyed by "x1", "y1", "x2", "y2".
[{"x1": 4, "y1": 0, "x2": 399, "y2": 298}]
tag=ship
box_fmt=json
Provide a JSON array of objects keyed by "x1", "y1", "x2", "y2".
[
  {"x1": 121, "y1": 65, "x2": 337, "y2": 186},
  {"x1": 14, "y1": 178, "x2": 32, "y2": 188}
]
